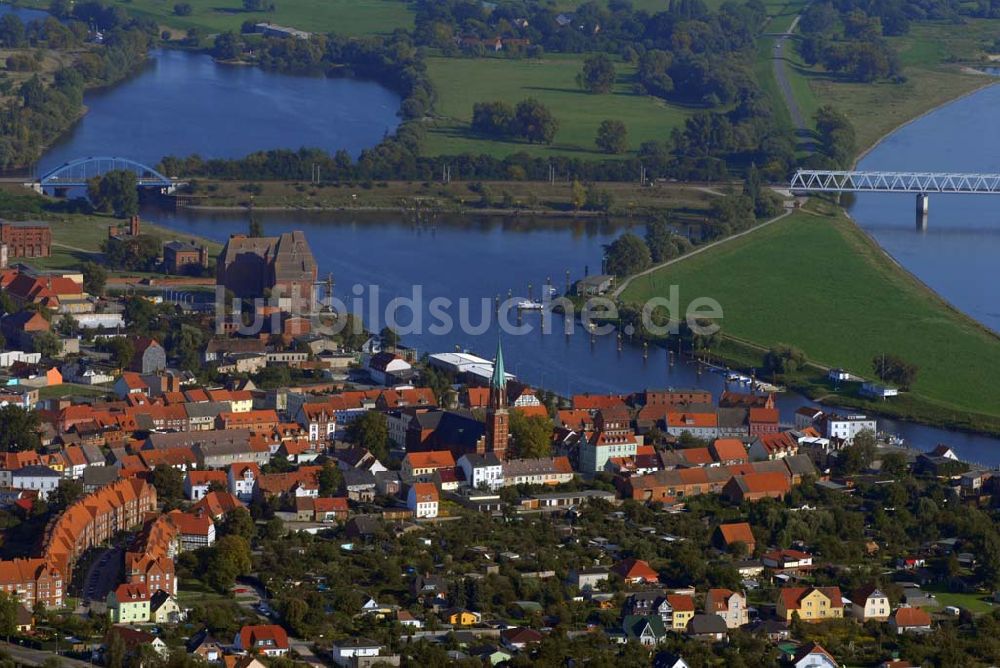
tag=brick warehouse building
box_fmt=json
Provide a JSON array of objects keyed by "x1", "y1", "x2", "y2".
[
  {"x1": 216, "y1": 231, "x2": 317, "y2": 301},
  {"x1": 0, "y1": 221, "x2": 51, "y2": 258}
]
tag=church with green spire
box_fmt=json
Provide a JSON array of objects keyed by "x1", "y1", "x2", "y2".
[{"x1": 486, "y1": 337, "x2": 509, "y2": 460}]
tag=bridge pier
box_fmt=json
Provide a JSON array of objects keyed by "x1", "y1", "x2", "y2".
[{"x1": 916, "y1": 193, "x2": 929, "y2": 231}]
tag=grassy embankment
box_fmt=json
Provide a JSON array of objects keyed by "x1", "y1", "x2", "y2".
[
  {"x1": 760, "y1": 19, "x2": 999, "y2": 152},
  {"x1": 177, "y1": 178, "x2": 725, "y2": 217},
  {"x1": 619, "y1": 200, "x2": 1000, "y2": 432}
]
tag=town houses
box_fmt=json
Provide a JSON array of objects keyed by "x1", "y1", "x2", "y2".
[{"x1": 0, "y1": 218, "x2": 979, "y2": 668}]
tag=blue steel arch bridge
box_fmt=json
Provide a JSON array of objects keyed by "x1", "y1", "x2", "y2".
[{"x1": 37, "y1": 156, "x2": 177, "y2": 193}]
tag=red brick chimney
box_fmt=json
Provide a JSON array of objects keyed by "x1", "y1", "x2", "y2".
[{"x1": 129, "y1": 215, "x2": 140, "y2": 236}]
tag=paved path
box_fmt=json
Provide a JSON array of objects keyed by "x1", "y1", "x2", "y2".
[
  {"x1": 611, "y1": 208, "x2": 795, "y2": 299},
  {"x1": 771, "y1": 12, "x2": 808, "y2": 137},
  {"x1": 0, "y1": 640, "x2": 93, "y2": 668},
  {"x1": 80, "y1": 546, "x2": 121, "y2": 607}
]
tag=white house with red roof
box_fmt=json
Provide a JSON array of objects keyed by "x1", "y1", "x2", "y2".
[
  {"x1": 228, "y1": 462, "x2": 261, "y2": 501},
  {"x1": 233, "y1": 625, "x2": 289, "y2": 657},
  {"x1": 407, "y1": 482, "x2": 439, "y2": 518}
]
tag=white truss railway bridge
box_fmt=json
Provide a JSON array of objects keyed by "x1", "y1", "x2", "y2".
[{"x1": 789, "y1": 170, "x2": 1000, "y2": 227}]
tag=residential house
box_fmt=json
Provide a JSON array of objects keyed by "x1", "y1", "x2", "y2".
[
  {"x1": 295, "y1": 402, "x2": 337, "y2": 444},
  {"x1": 402, "y1": 451, "x2": 456, "y2": 482},
  {"x1": 11, "y1": 465, "x2": 61, "y2": 500},
  {"x1": 366, "y1": 352, "x2": 412, "y2": 385},
  {"x1": 107, "y1": 583, "x2": 151, "y2": 624},
  {"x1": 150, "y1": 590, "x2": 182, "y2": 624},
  {"x1": 705, "y1": 589, "x2": 748, "y2": 628},
  {"x1": 114, "y1": 372, "x2": 149, "y2": 399},
  {"x1": 822, "y1": 414, "x2": 877, "y2": 445},
  {"x1": 613, "y1": 558, "x2": 659, "y2": 586},
  {"x1": 185, "y1": 470, "x2": 228, "y2": 501},
  {"x1": 777, "y1": 587, "x2": 844, "y2": 623},
  {"x1": 458, "y1": 453, "x2": 504, "y2": 491},
  {"x1": 579, "y1": 407, "x2": 638, "y2": 473},
  {"x1": 652, "y1": 653, "x2": 691, "y2": 668},
  {"x1": 749, "y1": 432, "x2": 799, "y2": 461},
  {"x1": 622, "y1": 615, "x2": 667, "y2": 646},
  {"x1": 444, "y1": 608, "x2": 481, "y2": 626},
  {"x1": 130, "y1": 337, "x2": 166, "y2": 375},
  {"x1": 709, "y1": 439, "x2": 748, "y2": 465},
  {"x1": 330, "y1": 638, "x2": 384, "y2": 668},
  {"x1": 408, "y1": 482, "x2": 439, "y2": 519},
  {"x1": 889, "y1": 607, "x2": 932, "y2": 634},
  {"x1": 502, "y1": 456, "x2": 574, "y2": 486},
  {"x1": 169, "y1": 510, "x2": 215, "y2": 550},
  {"x1": 228, "y1": 463, "x2": 261, "y2": 502},
  {"x1": 714, "y1": 523, "x2": 756, "y2": 555},
  {"x1": 666, "y1": 411, "x2": 718, "y2": 440},
  {"x1": 665, "y1": 594, "x2": 696, "y2": 630},
  {"x1": 186, "y1": 629, "x2": 224, "y2": 662},
  {"x1": 500, "y1": 627, "x2": 543, "y2": 651},
  {"x1": 851, "y1": 585, "x2": 890, "y2": 622},
  {"x1": 791, "y1": 643, "x2": 838, "y2": 668},
  {"x1": 762, "y1": 548, "x2": 814, "y2": 572},
  {"x1": 233, "y1": 624, "x2": 289, "y2": 657},
  {"x1": 686, "y1": 614, "x2": 728, "y2": 641}
]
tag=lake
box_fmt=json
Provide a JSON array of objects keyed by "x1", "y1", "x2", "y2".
[{"x1": 37, "y1": 49, "x2": 401, "y2": 176}]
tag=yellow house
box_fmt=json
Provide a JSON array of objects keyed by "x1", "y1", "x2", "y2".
[
  {"x1": 108, "y1": 584, "x2": 150, "y2": 624},
  {"x1": 150, "y1": 591, "x2": 182, "y2": 624},
  {"x1": 777, "y1": 587, "x2": 844, "y2": 622},
  {"x1": 446, "y1": 609, "x2": 482, "y2": 626},
  {"x1": 229, "y1": 390, "x2": 254, "y2": 414},
  {"x1": 666, "y1": 594, "x2": 695, "y2": 630}
]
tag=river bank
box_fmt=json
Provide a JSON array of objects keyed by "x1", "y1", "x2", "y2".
[
  {"x1": 170, "y1": 178, "x2": 724, "y2": 221},
  {"x1": 616, "y1": 198, "x2": 1000, "y2": 435}
]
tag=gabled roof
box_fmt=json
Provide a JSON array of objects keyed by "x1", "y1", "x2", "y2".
[
  {"x1": 404, "y1": 450, "x2": 456, "y2": 470},
  {"x1": 779, "y1": 586, "x2": 843, "y2": 610},
  {"x1": 613, "y1": 557, "x2": 658, "y2": 582},
  {"x1": 893, "y1": 606, "x2": 932, "y2": 627},
  {"x1": 410, "y1": 482, "x2": 439, "y2": 503},
  {"x1": 792, "y1": 643, "x2": 837, "y2": 665},
  {"x1": 716, "y1": 522, "x2": 754, "y2": 546},
  {"x1": 238, "y1": 624, "x2": 289, "y2": 651}
]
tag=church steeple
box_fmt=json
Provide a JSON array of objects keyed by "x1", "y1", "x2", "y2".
[
  {"x1": 489, "y1": 337, "x2": 507, "y2": 410},
  {"x1": 485, "y1": 337, "x2": 509, "y2": 460}
]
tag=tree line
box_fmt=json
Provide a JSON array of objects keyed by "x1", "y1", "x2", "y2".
[{"x1": 0, "y1": 4, "x2": 154, "y2": 169}]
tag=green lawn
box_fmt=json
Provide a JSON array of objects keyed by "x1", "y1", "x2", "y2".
[
  {"x1": 619, "y1": 205, "x2": 1000, "y2": 418},
  {"x1": 39, "y1": 384, "x2": 112, "y2": 400},
  {"x1": 425, "y1": 54, "x2": 691, "y2": 159},
  {"x1": 925, "y1": 587, "x2": 995, "y2": 615},
  {"x1": 23, "y1": 211, "x2": 222, "y2": 272},
  {"x1": 23, "y1": 0, "x2": 414, "y2": 36}
]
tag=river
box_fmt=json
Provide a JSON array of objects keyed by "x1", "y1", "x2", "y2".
[
  {"x1": 31, "y1": 44, "x2": 1000, "y2": 463},
  {"x1": 849, "y1": 82, "x2": 1000, "y2": 334}
]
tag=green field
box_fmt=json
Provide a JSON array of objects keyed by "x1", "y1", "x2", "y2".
[
  {"x1": 619, "y1": 204, "x2": 1000, "y2": 418},
  {"x1": 769, "y1": 20, "x2": 998, "y2": 152},
  {"x1": 32, "y1": 0, "x2": 414, "y2": 36},
  {"x1": 425, "y1": 54, "x2": 691, "y2": 159}
]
